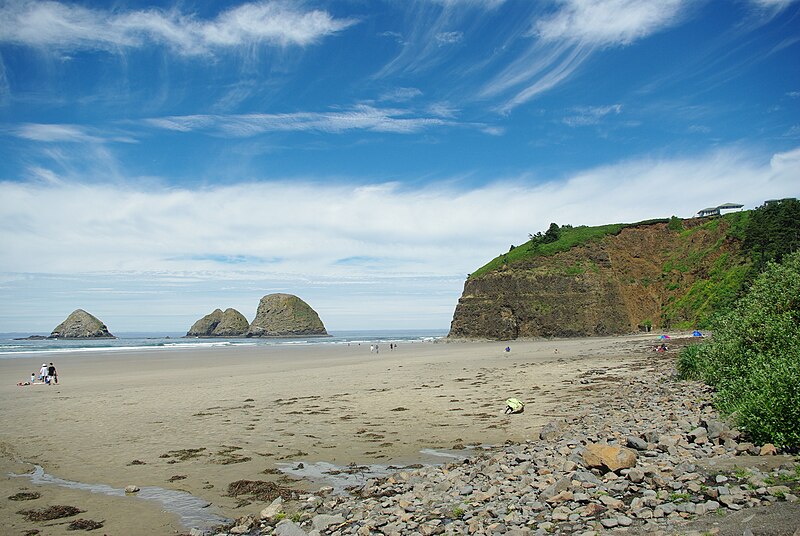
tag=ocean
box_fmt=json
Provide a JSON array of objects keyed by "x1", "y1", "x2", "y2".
[{"x1": 0, "y1": 329, "x2": 448, "y2": 358}]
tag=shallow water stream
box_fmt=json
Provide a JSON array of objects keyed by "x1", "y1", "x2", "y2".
[{"x1": 12, "y1": 465, "x2": 231, "y2": 531}]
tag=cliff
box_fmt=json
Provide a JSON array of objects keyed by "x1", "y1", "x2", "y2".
[
  {"x1": 449, "y1": 215, "x2": 751, "y2": 339},
  {"x1": 186, "y1": 308, "x2": 249, "y2": 337},
  {"x1": 248, "y1": 293, "x2": 328, "y2": 337},
  {"x1": 49, "y1": 309, "x2": 116, "y2": 339}
]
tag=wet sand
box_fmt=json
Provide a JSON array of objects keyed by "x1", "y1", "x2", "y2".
[{"x1": 0, "y1": 333, "x2": 668, "y2": 534}]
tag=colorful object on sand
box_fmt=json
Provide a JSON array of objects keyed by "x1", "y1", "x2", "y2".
[{"x1": 505, "y1": 398, "x2": 524, "y2": 414}]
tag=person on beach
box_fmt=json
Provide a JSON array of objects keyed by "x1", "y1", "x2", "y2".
[
  {"x1": 39, "y1": 363, "x2": 48, "y2": 382},
  {"x1": 47, "y1": 363, "x2": 57, "y2": 384},
  {"x1": 30, "y1": 372, "x2": 36, "y2": 384}
]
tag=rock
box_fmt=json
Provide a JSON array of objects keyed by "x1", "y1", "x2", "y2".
[
  {"x1": 581, "y1": 443, "x2": 637, "y2": 472},
  {"x1": 311, "y1": 513, "x2": 344, "y2": 531},
  {"x1": 759, "y1": 443, "x2": 778, "y2": 456},
  {"x1": 49, "y1": 309, "x2": 115, "y2": 339},
  {"x1": 274, "y1": 520, "x2": 309, "y2": 536},
  {"x1": 539, "y1": 420, "x2": 562, "y2": 441},
  {"x1": 626, "y1": 436, "x2": 648, "y2": 451},
  {"x1": 187, "y1": 308, "x2": 249, "y2": 337},
  {"x1": 259, "y1": 497, "x2": 284, "y2": 520},
  {"x1": 248, "y1": 294, "x2": 328, "y2": 337},
  {"x1": 124, "y1": 485, "x2": 139, "y2": 493},
  {"x1": 627, "y1": 468, "x2": 645, "y2": 483}
]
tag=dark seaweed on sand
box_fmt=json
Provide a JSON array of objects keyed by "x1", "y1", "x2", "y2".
[
  {"x1": 226, "y1": 480, "x2": 297, "y2": 502},
  {"x1": 18, "y1": 505, "x2": 84, "y2": 521},
  {"x1": 8, "y1": 492, "x2": 41, "y2": 501},
  {"x1": 67, "y1": 518, "x2": 104, "y2": 531}
]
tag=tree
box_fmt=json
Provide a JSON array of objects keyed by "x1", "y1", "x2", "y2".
[{"x1": 743, "y1": 198, "x2": 800, "y2": 271}]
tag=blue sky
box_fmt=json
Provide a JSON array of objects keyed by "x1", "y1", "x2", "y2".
[{"x1": 0, "y1": 0, "x2": 798, "y2": 333}]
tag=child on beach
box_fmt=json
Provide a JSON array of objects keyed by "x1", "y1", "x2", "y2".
[{"x1": 30, "y1": 372, "x2": 35, "y2": 384}]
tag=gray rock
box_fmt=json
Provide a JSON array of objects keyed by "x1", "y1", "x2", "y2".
[
  {"x1": 248, "y1": 293, "x2": 328, "y2": 337},
  {"x1": 187, "y1": 308, "x2": 249, "y2": 337},
  {"x1": 311, "y1": 513, "x2": 345, "y2": 531},
  {"x1": 626, "y1": 436, "x2": 648, "y2": 451},
  {"x1": 50, "y1": 309, "x2": 115, "y2": 339},
  {"x1": 274, "y1": 520, "x2": 309, "y2": 536},
  {"x1": 539, "y1": 420, "x2": 562, "y2": 441}
]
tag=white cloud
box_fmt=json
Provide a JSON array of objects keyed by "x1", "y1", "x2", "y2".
[
  {"x1": 0, "y1": 1, "x2": 357, "y2": 55},
  {"x1": 145, "y1": 105, "x2": 453, "y2": 136},
  {"x1": 535, "y1": 0, "x2": 687, "y2": 46},
  {"x1": 379, "y1": 87, "x2": 423, "y2": 102},
  {"x1": 562, "y1": 103, "x2": 622, "y2": 126},
  {"x1": 750, "y1": 0, "x2": 799, "y2": 10},
  {"x1": 428, "y1": 0, "x2": 506, "y2": 7},
  {"x1": 482, "y1": 0, "x2": 689, "y2": 112},
  {"x1": 14, "y1": 123, "x2": 95, "y2": 142},
  {"x1": 1, "y1": 144, "x2": 798, "y2": 330},
  {"x1": 436, "y1": 31, "x2": 463, "y2": 45}
]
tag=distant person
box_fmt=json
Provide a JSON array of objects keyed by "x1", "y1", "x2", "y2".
[
  {"x1": 48, "y1": 363, "x2": 58, "y2": 384},
  {"x1": 505, "y1": 346, "x2": 511, "y2": 353},
  {"x1": 370, "y1": 345, "x2": 374, "y2": 353},
  {"x1": 30, "y1": 372, "x2": 36, "y2": 384},
  {"x1": 39, "y1": 363, "x2": 48, "y2": 382}
]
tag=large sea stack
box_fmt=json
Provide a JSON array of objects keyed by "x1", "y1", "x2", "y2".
[
  {"x1": 49, "y1": 309, "x2": 115, "y2": 339},
  {"x1": 186, "y1": 308, "x2": 249, "y2": 337},
  {"x1": 248, "y1": 293, "x2": 328, "y2": 337}
]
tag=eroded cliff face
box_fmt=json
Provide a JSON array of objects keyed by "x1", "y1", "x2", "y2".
[{"x1": 449, "y1": 219, "x2": 747, "y2": 339}]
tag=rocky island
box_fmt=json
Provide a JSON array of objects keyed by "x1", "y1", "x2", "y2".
[
  {"x1": 248, "y1": 293, "x2": 328, "y2": 337},
  {"x1": 186, "y1": 308, "x2": 249, "y2": 337},
  {"x1": 49, "y1": 309, "x2": 115, "y2": 339}
]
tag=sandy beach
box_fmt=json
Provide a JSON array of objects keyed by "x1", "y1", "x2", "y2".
[{"x1": 0, "y1": 334, "x2": 666, "y2": 535}]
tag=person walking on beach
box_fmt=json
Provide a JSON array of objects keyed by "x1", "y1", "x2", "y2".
[
  {"x1": 48, "y1": 363, "x2": 58, "y2": 384},
  {"x1": 39, "y1": 363, "x2": 48, "y2": 382}
]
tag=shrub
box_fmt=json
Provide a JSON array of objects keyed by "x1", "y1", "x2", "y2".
[{"x1": 677, "y1": 251, "x2": 800, "y2": 448}]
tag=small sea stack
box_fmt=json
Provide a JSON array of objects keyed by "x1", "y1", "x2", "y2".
[
  {"x1": 248, "y1": 293, "x2": 328, "y2": 337},
  {"x1": 49, "y1": 309, "x2": 115, "y2": 339},
  {"x1": 186, "y1": 308, "x2": 249, "y2": 337}
]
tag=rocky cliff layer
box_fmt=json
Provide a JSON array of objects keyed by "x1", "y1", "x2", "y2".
[
  {"x1": 50, "y1": 309, "x2": 115, "y2": 339},
  {"x1": 449, "y1": 217, "x2": 748, "y2": 339},
  {"x1": 186, "y1": 308, "x2": 249, "y2": 337},
  {"x1": 248, "y1": 293, "x2": 328, "y2": 337}
]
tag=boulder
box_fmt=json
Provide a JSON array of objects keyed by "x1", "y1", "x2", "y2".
[
  {"x1": 248, "y1": 294, "x2": 328, "y2": 337},
  {"x1": 186, "y1": 308, "x2": 249, "y2": 337},
  {"x1": 581, "y1": 443, "x2": 637, "y2": 472},
  {"x1": 49, "y1": 309, "x2": 115, "y2": 339}
]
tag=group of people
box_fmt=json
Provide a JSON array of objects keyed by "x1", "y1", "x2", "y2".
[{"x1": 17, "y1": 362, "x2": 58, "y2": 386}]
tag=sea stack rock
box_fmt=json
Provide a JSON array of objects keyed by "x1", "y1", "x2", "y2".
[
  {"x1": 186, "y1": 308, "x2": 249, "y2": 337},
  {"x1": 248, "y1": 294, "x2": 328, "y2": 337},
  {"x1": 49, "y1": 309, "x2": 115, "y2": 339}
]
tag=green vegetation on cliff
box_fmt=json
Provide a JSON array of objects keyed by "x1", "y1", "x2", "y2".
[
  {"x1": 471, "y1": 222, "x2": 627, "y2": 279},
  {"x1": 678, "y1": 251, "x2": 800, "y2": 448}
]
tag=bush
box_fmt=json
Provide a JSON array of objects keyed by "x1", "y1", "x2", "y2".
[{"x1": 677, "y1": 251, "x2": 800, "y2": 447}]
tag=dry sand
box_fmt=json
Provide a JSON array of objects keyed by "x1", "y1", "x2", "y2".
[{"x1": 0, "y1": 333, "x2": 668, "y2": 535}]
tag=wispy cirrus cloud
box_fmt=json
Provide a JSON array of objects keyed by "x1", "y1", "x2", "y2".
[
  {"x1": 482, "y1": 0, "x2": 689, "y2": 112},
  {"x1": 145, "y1": 105, "x2": 454, "y2": 136},
  {"x1": 12, "y1": 123, "x2": 137, "y2": 144},
  {"x1": 749, "y1": 0, "x2": 799, "y2": 10},
  {"x1": 0, "y1": 1, "x2": 357, "y2": 55},
  {"x1": 376, "y1": 0, "x2": 506, "y2": 77},
  {"x1": 562, "y1": 104, "x2": 622, "y2": 126}
]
